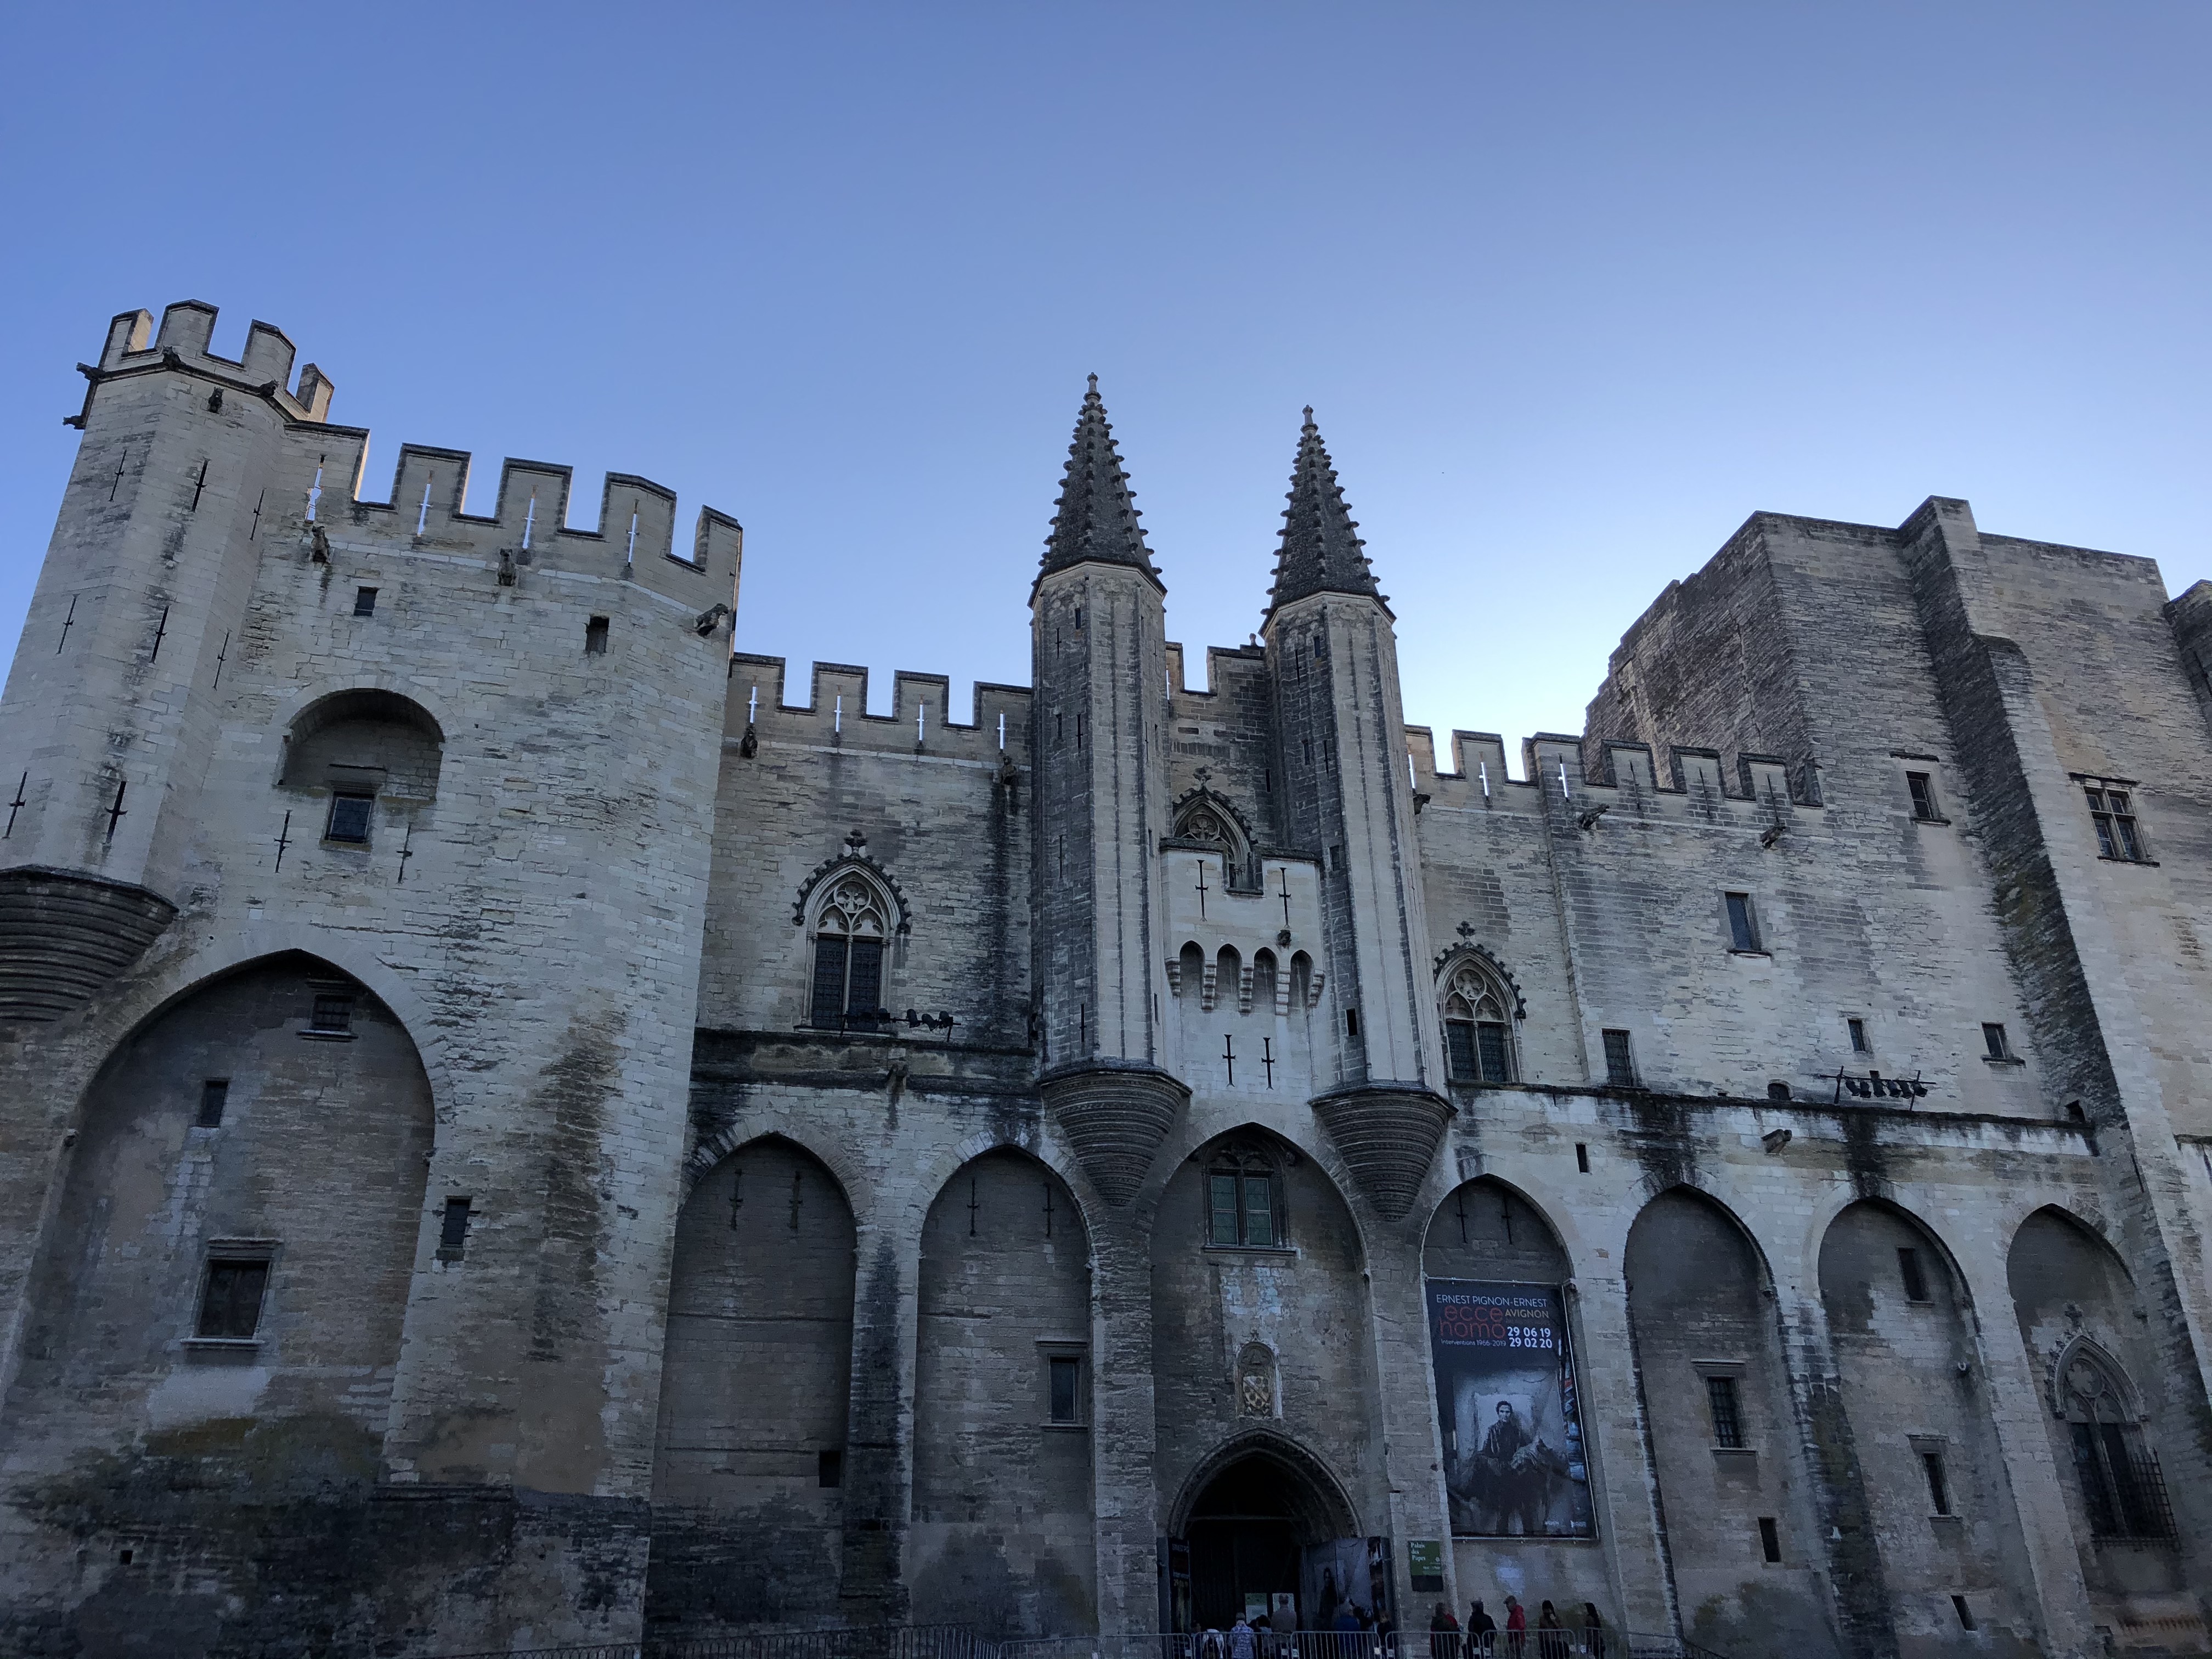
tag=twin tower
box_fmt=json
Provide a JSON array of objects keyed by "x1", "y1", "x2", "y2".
[{"x1": 1030, "y1": 377, "x2": 1452, "y2": 1223}]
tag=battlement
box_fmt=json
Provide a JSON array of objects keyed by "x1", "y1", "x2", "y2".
[
  {"x1": 78, "y1": 300, "x2": 335, "y2": 425},
  {"x1": 729, "y1": 653, "x2": 1032, "y2": 763},
  {"x1": 1408, "y1": 725, "x2": 1823, "y2": 822}
]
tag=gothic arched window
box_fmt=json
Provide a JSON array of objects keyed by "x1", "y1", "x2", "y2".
[
  {"x1": 1442, "y1": 958, "x2": 1516, "y2": 1084},
  {"x1": 1206, "y1": 1147, "x2": 1282, "y2": 1249},
  {"x1": 809, "y1": 872, "x2": 891, "y2": 1030},
  {"x1": 2059, "y1": 1346, "x2": 2174, "y2": 1540}
]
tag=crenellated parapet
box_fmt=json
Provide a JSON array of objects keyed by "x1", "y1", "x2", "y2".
[
  {"x1": 1406, "y1": 724, "x2": 1826, "y2": 827},
  {"x1": 726, "y1": 652, "x2": 1032, "y2": 765}
]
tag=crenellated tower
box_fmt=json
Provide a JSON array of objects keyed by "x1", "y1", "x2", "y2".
[
  {"x1": 1261, "y1": 410, "x2": 1450, "y2": 1221},
  {"x1": 0, "y1": 303, "x2": 334, "y2": 1024},
  {"x1": 1029, "y1": 377, "x2": 1188, "y2": 1204}
]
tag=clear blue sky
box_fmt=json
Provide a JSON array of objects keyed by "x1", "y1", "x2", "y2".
[{"x1": 3, "y1": 3, "x2": 2206, "y2": 769}]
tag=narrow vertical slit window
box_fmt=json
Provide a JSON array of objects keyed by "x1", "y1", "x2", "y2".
[
  {"x1": 1758, "y1": 1517, "x2": 1781, "y2": 1563},
  {"x1": 1724, "y1": 892, "x2": 1761, "y2": 952},
  {"x1": 1921, "y1": 1451, "x2": 1951, "y2": 1515},
  {"x1": 1982, "y1": 1023, "x2": 2013, "y2": 1061},
  {"x1": 1898, "y1": 1247, "x2": 1930, "y2": 1302},
  {"x1": 1575, "y1": 1143, "x2": 1590, "y2": 1173},
  {"x1": 196, "y1": 1079, "x2": 229, "y2": 1129},
  {"x1": 438, "y1": 1197, "x2": 473, "y2": 1262},
  {"x1": 1847, "y1": 1017, "x2": 1869, "y2": 1053},
  {"x1": 1048, "y1": 1355, "x2": 1082, "y2": 1424},
  {"x1": 1951, "y1": 1598, "x2": 1976, "y2": 1632}
]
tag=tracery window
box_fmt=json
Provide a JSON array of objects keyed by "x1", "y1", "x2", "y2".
[
  {"x1": 809, "y1": 873, "x2": 891, "y2": 1029},
  {"x1": 2059, "y1": 1347, "x2": 2175, "y2": 1541},
  {"x1": 1442, "y1": 959, "x2": 1516, "y2": 1084},
  {"x1": 1206, "y1": 1148, "x2": 1282, "y2": 1249}
]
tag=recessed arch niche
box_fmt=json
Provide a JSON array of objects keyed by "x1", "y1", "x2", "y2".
[
  {"x1": 1623, "y1": 1188, "x2": 1838, "y2": 1659},
  {"x1": 1816, "y1": 1199, "x2": 2036, "y2": 1647},
  {"x1": 1, "y1": 952, "x2": 434, "y2": 1573},
  {"x1": 909, "y1": 1148, "x2": 1094, "y2": 1636},
  {"x1": 646, "y1": 1136, "x2": 856, "y2": 1628}
]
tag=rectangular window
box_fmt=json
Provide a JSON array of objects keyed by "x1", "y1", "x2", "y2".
[
  {"x1": 1575, "y1": 1143, "x2": 1590, "y2": 1173},
  {"x1": 1898, "y1": 1247, "x2": 1930, "y2": 1302},
  {"x1": 2086, "y1": 786, "x2": 2145, "y2": 861},
  {"x1": 844, "y1": 937, "x2": 883, "y2": 1020},
  {"x1": 818, "y1": 1448, "x2": 843, "y2": 1488},
  {"x1": 1209, "y1": 1175, "x2": 1241, "y2": 1246},
  {"x1": 308, "y1": 994, "x2": 353, "y2": 1035},
  {"x1": 1847, "y1": 1017, "x2": 1869, "y2": 1053},
  {"x1": 1893, "y1": 1256, "x2": 1928, "y2": 1309},
  {"x1": 584, "y1": 615, "x2": 610, "y2": 655},
  {"x1": 438, "y1": 1197, "x2": 472, "y2": 1261},
  {"x1": 1477, "y1": 1022, "x2": 1512, "y2": 1083},
  {"x1": 196, "y1": 1079, "x2": 229, "y2": 1129},
  {"x1": 1983, "y1": 1022, "x2": 2012, "y2": 1061},
  {"x1": 1344, "y1": 1007, "x2": 1359, "y2": 1040},
  {"x1": 352, "y1": 585, "x2": 378, "y2": 617},
  {"x1": 1725, "y1": 892, "x2": 1760, "y2": 952},
  {"x1": 1921, "y1": 1450, "x2": 1952, "y2": 1515},
  {"x1": 196, "y1": 1258, "x2": 269, "y2": 1340},
  {"x1": 1242, "y1": 1176, "x2": 1275, "y2": 1248},
  {"x1": 1048, "y1": 1355, "x2": 1082, "y2": 1424},
  {"x1": 326, "y1": 792, "x2": 374, "y2": 844},
  {"x1": 809, "y1": 936, "x2": 848, "y2": 1026},
  {"x1": 1706, "y1": 1375, "x2": 1744, "y2": 1448},
  {"x1": 1602, "y1": 1029, "x2": 1637, "y2": 1087},
  {"x1": 1906, "y1": 771, "x2": 1938, "y2": 821},
  {"x1": 1758, "y1": 1516, "x2": 1782, "y2": 1563}
]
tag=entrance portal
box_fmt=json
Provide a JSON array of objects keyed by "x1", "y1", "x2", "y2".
[{"x1": 1173, "y1": 1452, "x2": 1378, "y2": 1633}]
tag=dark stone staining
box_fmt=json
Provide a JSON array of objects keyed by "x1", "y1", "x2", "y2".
[{"x1": 528, "y1": 1009, "x2": 624, "y2": 1368}]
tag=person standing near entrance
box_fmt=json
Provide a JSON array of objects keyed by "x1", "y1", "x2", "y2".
[
  {"x1": 1502, "y1": 1596, "x2": 1526, "y2": 1659},
  {"x1": 1429, "y1": 1601, "x2": 1461, "y2": 1659},
  {"x1": 1535, "y1": 1601, "x2": 1565, "y2": 1659},
  {"x1": 1231, "y1": 1615, "x2": 1257, "y2": 1659},
  {"x1": 1468, "y1": 1600, "x2": 1497, "y2": 1658},
  {"x1": 1579, "y1": 1606, "x2": 1606, "y2": 1659}
]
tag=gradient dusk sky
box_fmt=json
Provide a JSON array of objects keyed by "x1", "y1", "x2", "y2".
[{"x1": 2, "y1": 3, "x2": 2206, "y2": 767}]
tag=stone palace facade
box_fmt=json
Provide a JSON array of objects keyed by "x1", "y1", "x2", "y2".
[{"x1": 3, "y1": 301, "x2": 2211, "y2": 1659}]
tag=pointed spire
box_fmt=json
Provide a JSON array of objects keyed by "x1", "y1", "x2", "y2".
[
  {"x1": 1266, "y1": 407, "x2": 1380, "y2": 616},
  {"x1": 1040, "y1": 376, "x2": 1161, "y2": 586}
]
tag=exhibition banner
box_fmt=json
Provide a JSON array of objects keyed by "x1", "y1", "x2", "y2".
[{"x1": 1426, "y1": 1279, "x2": 1594, "y2": 1538}]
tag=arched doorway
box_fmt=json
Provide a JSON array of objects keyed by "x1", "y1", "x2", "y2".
[{"x1": 1171, "y1": 1443, "x2": 1365, "y2": 1633}]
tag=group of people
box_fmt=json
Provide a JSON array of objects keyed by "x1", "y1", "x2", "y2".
[
  {"x1": 1197, "y1": 1596, "x2": 1604, "y2": 1659},
  {"x1": 1429, "y1": 1597, "x2": 1607, "y2": 1659}
]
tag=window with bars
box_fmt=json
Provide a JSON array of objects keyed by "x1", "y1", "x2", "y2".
[
  {"x1": 2061, "y1": 1350, "x2": 2177, "y2": 1542},
  {"x1": 808, "y1": 874, "x2": 891, "y2": 1029},
  {"x1": 1706, "y1": 1374, "x2": 1745, "y2": 1448},
  {"x1": 308, "y1": 993, "x2": 353, "y2": 1036},
  {"x1": 1207, "y1": 1159, "x2": 1280, "y2": 1248},
  {"x1": 2085, "y1": 785, "x2": 2146, "y2": 861},
  {"x1": 1602, "y1": 1029, "x2": 1638, "y2": 1087},
  {"x1": 1441, "y1": 958, "x2": 1516, "y2": 1084},
  {"x1": 325, "y1": 792, "x2": 374, "y2": 845}
]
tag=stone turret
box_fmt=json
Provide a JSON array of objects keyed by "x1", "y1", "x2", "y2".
[
  {"x1": 0, "y1": 303, "x2": 324, "y2": 1025},
  {"x1": 1262, "y1": 410, "x2": 1449, "y2": 1220},
  {"x1": 1031, "y1": 379, "x2": 1187, "y2": 1202}
]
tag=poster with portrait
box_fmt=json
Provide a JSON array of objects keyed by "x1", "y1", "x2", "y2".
[{"x1": 1426, "y1": 1279, "x2": 1594, "y2": 1538}]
